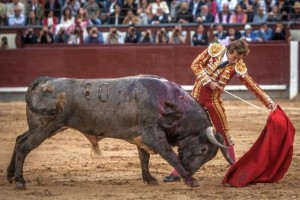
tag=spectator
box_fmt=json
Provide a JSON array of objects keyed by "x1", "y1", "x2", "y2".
[
  {"x1": 220, "y1": 0, "x2": 238, "y2": 12},
  {"x1": 213, "y1": 23, "x2": 228, "y2": 41},
  {"x1": 44, "y1": 0, "x2": 61, "y2": 20},
  {"x1": 252, "y1": 0, "x2": 261, "y2": 16},
  {"x1": 137, "y1": 0, "x2": 151, "y2": 25},
  {"x1": 6, "y1": 0, "x2": 25, "y2": 17},
  {"x1": 150, "y1": 7, "x2": 170, "y2": 24},
  {"x1": 255, "y1": 0, "x2": 266, "y2": 13},
  {"x1": 176, "y1": 2, "x2": 194, "y2": 23},
  {"x1": 147, "y1": 0, "x2": 170, "y2": 17},
  {"x1": 122, "y1": 0, "x2": 138, "y2": 18},
  {"x1": 239, "y1": 0, "x2": 254, "y2": 22},
  {"x1": 267, "y1": 5, "x2": 282, "y2": 22},
  {"x1": 55, "y1": 27, "x2": 70, "y2": 43},
  {"x1": 214, "y1": 3, "x2": 231, "y2": 24},
  {"x1": 208, "y1": 0, "x2": 218, "y2": 17},
  {"x1": 0, "y1": 2, "x2": 6, "y2": 25},
  {"x1": 83, "y1": 0, "x2": 101, "y2": 25},
  {"x1": 108, "y1": 4, "x2": 123, "y2": 25},
  {"x1": 0, "y1": 36, "x2": 9, "y2": 49},
  {"x1": 220, "y1": 27, "x2": 241, "y2": 45},
  {"x1": 191, "y1": 24, "x2": 208, "y2": 46},
  {"x1": 256, "y1": 22, "x2": 273, "y2": 42},
  {"x1": 122, "y1": 9, "x2": 140, "y2": 25},
  {"x1": 277, "y1": 0, "x2": 293, "y2": 21},
  {"x1": 227, "y1": 27, "x2": 241, "y2": 41},
  {"x1": 85, "y1": 26, "x2": 104, "y2": 44},
  {"x1": 169, "y1": 0, "x2": 181, "y2": 22},
  {"x1": 253, "y1": 6, "x2": 267, "y2": 23},
  {"x1": 75, "y1": 7, "x2": 89, "y2": 38},
  {"x1": 68, "y1": 25, "x2": 82, "y2": 44},
  {"x1": 241, "y1": 24, "x2": 258, "y2": 42},
  {"x1": 195, "y1": 5, "x2": 214, "y2": 23},
  {"x1": 22, "y1": 27, "x2": 37, "y2": 44},
  {"x1": 37, "y1": 25, "x2": 54, "y2": 43},
  {"x1": 230, "y1": 4, "x2": 247, "y2": 23},
  {"x1": 271, "y1": 21, "x2": 285, "y2": 40},
  {"x1": 104, "y1": 0, "x2": 117, "y2": 16},
  {"x1": 8, "y1": 6, "x2": 25, "y2": 26},
  {"x1": 138, "y1": 28, "x2": 154, "y2": 43},
  {"x1": 264, "y1": 0, "x2": 276, "y2": 13},
  {"x1": 169, "y1": 25, "x2": 186, "y2": 44},
  {"x1": 239, "y1": 0, "x2": 253, "y2": 11},
  {"x1": 63, "y1": 0, "x2": 81, "y2": 17},
  {"x1": 188, "y1": 0, "x2": 206, "y2": 19},
  {"x1": 42, "y1": 10, "x2": 58, "y2": 33},
  {"x1": 76, "y1": 7, "x2": 88, "y2": 24},
  {"x1": 155, "y1": 27, "x2": 168, "y2": 44},
  {"x1": 26, "y1": 0, "x2": 44, "y2": 25},
  {"x1": 106, "y1": 26, "x2": 124, "y2": 44},
  {"x1": 124, "y1": 24, "x2": 140, "y2": 43},
  {"x1": 215, "y1": 0, "x2": 222, "y2": 11},
  {"x1": 55, "y1": 7, "x2": 75, "y2": 34},
  {"x1": 289, "y1": 1, "x2": 300, "y2": 22}
]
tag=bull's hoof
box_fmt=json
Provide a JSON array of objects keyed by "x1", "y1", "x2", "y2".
[
  {"x1": 15, "y1": 182, "x2": 26, "y2": 190},
  {"x1": 7, "y1": 174, "x2": 14, "y2": 184},
  {"x1": 147, "y1": 179, "x2": 159, "y2": 186},
  {"x1": 163, "y1": 175, "x2": 181, "y2": 182},
  {"x1": 184, "y1": 177, "x2": 199, "y2": 187}
]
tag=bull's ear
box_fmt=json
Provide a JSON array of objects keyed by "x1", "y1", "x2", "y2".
[{"x1": 205, "y1": 127, "x2": 227, "y2": 149}]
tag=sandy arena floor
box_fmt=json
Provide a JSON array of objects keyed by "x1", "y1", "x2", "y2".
[{"x1": 0, "y1": 99, "x2": 299, "y2": 200}]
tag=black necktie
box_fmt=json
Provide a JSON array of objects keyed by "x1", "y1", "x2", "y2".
[{"x1": 217, "y1": 61, "x2": 229, "y2": 69}]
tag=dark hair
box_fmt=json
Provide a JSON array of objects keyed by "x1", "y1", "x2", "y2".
[
  {"x1": 227, "y1": 39, "x2": 249, "y2": 56},
  {"x1": 1, "y1": 36, "x2": 8, "y2": 43},
  {"x1": 63, "y1": 7, "x2": 72, "y2": 21}
]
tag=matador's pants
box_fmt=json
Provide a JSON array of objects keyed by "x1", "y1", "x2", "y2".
[{"x1": 191, "y1": 82, "x2": 234, "y2": 146}]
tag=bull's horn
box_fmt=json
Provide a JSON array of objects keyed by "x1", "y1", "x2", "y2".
[{"x1": 206, "y1": 127, "x2": 228, "y2": 149}]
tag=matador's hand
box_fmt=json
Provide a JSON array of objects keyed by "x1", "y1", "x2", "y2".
[
  {"x1": 207, "y1": 81, "x2": 223, "y2": 91},
  {"x1": 268, "y1": 102, "x2": 277, "y2": 112}
]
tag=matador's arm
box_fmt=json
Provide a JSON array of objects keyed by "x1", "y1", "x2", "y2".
[{"x1": 236, "y1": 60, "x2": 274, "y2": 108}]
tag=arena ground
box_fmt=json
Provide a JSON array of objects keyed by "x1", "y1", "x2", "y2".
[{"x1": 0, "y1": 99, "x2": 299, "y2": 200}]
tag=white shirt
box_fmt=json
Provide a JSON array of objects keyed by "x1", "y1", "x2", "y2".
[
  {"x1": 150, "y1": 1, "x2": 170, "y2": 15},
  {"x1": 220, "y1": 0, "x2": 238, "y2": 12}
]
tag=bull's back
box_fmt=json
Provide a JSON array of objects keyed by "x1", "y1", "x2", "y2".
[{"x1": 26, "y1": 75, "x2": 186, "y2": 138}]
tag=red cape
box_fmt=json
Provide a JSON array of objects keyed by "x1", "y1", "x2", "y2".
[{"x1": 223, "y1": 105, "x2": 295, "y2": 187}]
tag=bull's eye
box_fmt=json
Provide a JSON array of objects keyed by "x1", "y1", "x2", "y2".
[{"x1": 200, "y1": 145, "x2": 209, "y2": 154}]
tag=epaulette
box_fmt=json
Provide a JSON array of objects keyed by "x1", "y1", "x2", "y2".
[
  {"x1": 208, "y1": 43, "x2": 225, "y2": 57},
  {"x1": 235, "y1": 60, "x2": 247, "y2": 77}
]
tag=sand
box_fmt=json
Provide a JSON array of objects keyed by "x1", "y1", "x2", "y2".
[{"x1": 0, "y1": 99, "x2": 299, "y2": 200}]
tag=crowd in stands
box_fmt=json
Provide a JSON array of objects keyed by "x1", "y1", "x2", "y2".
[{"x1": 0, "y1": 0, "x2": 298, "y2": 47}]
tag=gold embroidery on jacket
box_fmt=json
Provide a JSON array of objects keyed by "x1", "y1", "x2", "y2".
[
  {"x1": 235, "y1": 60, "x2": 247, "y2": 77},
  {"x1": 208, "y1": 43, "x2": 226, "y2": 57},
  {"x1": 218, "y1": 66, "x2": 234, "y2": 86}
]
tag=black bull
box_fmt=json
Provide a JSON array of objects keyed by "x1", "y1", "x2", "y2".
[{"x1": 7, "y1": 75, "x2": 231, "y2": 189}]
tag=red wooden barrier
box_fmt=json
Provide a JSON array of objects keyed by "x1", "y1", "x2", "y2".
[{"x1": 0, "y1": 44, "x2": 290, "y2": 87}]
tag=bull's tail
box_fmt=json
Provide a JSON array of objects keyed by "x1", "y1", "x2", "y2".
[
  {"x1": 26, "y1": 76, "x2": 64, "y2": 116},
  {"x1": 84, "y1": 134, "x2": 103, "y2": 158},
  {"x1": 90, "y1": 144, "x2": 102, "y2": 158}
]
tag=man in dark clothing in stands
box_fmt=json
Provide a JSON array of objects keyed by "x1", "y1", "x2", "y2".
[
  {"x1": 176, "y1": 2, "x2": 194, "y2": 23},
  {"x1": 271, "y1": 21, "x2": 286, "y2": 40},
  {"x1": 22, "y1": 28, "x2": 37, "y2": 45}
]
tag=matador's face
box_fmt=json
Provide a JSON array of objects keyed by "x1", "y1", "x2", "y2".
[{"x1": 227, "y1": 50, "x2": 244, "y2": 65}]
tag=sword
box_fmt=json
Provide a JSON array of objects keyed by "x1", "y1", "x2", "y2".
[{"x1": 224, "y1": 90, "x2": 269, "y2": 113}]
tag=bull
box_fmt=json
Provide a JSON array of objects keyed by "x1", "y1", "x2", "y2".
[{"x1": 7, "y1": 75, "x2": 232, "y2": 189}]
